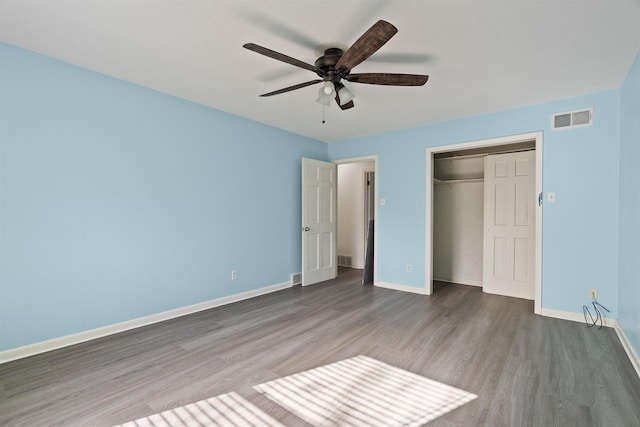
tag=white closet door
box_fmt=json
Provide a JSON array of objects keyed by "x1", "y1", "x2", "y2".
[{"x1": 483, "y1": 151, "x2": 535, "y2": 300}]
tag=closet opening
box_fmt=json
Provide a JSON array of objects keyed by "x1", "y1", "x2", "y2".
[{"x1": 426, "y1": 133, "x2": 543, "y2": 314}]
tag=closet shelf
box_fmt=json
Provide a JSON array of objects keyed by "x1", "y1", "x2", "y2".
[{"x1": 434, "y1": 178, "x2": 484, "y2": 184}]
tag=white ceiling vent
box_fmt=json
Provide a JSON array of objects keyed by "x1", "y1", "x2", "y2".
[{"x1": 552, "y1": 108, "x2": 593, "y2": 130}]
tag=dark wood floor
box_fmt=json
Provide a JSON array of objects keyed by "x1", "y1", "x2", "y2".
[{"x1": 1, "y1": 268, "x2": 639, "y2": 426}]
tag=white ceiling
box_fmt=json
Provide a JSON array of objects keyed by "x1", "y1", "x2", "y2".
[{"x1": 2, "y1": 0, "x2": 639, "y2": 143}]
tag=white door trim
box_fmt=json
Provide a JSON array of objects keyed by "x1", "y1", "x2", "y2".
[
  {"x1": 425, "y1": 132, "x2": 543, "y2": 314},
  {"x1": 334, "y1": 155, "x2": 379, "y2": 283}
]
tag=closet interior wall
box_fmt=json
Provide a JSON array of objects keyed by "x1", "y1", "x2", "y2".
[{"x1": 433, "y1": 155, "x2": 485, "y2": 286}]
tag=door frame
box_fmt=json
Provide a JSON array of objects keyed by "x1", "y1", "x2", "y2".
[
  {"x1": 425, "y1": 132, "x2": 543, "y2": 314},
  {"x1": 335, "y1": 155, "x2": 379, "y2": 283},
  {"x1": 363, "y1": 170, "x2": 375, "y2": 263}
]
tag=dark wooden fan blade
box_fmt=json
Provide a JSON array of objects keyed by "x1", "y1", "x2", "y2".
[
  {"x1": 335, "y1": 20, "x2": 398, "y2": 72},
  {"x1": 243, "y1": 43, "x2": 316, "y2": 72},
  {"x1": 346, "y1": 73, "x2": 429, "y2": 86},
  {"x1": 260, "y1": 80, "x2": 322, "y2": 97},
  {"x1": 338, "y1": 100, "x2": 355, "y2": 110}
]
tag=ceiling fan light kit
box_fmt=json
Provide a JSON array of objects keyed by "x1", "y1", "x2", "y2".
[
  {"x1": 337, "y1": 86, "x2": 354, "y2": 105},
  {"x1": 322, "y1": 81, "x2": 335, "y2": 95},
  {"x1": 243, "y1": 20, "x2": 429, "y2": 111},
  {"x1": 316, "y1": 89, "x2": 333, "y2": 106}
]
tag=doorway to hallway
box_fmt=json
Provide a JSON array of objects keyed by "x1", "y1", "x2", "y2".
[{"x1": 336, "y1": 157, "x2": 378, "y2": 283}]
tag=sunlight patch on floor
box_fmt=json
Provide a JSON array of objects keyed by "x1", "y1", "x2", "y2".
[
  {"x1": 115, "y1": 392, "x2": 284, "y2": 427},
  {"x1": 254, "y1": 355, "x2": 477, "y2": 427}
]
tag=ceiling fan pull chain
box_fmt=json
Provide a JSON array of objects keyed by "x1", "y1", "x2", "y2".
[{"x1": 322, "y1": 101, "x2": 326, "y2": 124}]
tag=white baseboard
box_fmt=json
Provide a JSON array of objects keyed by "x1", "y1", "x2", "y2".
[
  {"x1": 614, "y1": 321, "x2": 640, "y2": 380},
  {"x1": 375, "y1": 281, "x2": 427, "y2": 295},
  {"x1": 0, "y1": 281, "x2": 292, "y2": 365},
  {"x1": 539, "y1": 307, "x2": 617, "y2": 327},
  {"x1": 433, "y1": 276, "x2": 483, "y2": 287}
]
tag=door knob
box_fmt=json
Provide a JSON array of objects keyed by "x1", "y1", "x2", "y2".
[{"x1": 302, "y1": 226, "x2": 311, "y2": 231}]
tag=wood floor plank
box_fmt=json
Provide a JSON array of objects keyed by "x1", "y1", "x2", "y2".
[{"x1": 1, "y1": 269, "x2": 639, "y2": 426}]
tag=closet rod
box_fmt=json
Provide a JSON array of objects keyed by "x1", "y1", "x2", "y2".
[{"x1": 436, "y1": 153, "x2": 487, "y2": 161}]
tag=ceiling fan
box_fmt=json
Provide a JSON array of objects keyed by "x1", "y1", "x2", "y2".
[{"x1": 243, "y1": 20, "x2": 429, "y2": 110}]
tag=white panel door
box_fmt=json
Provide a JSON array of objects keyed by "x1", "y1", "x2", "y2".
[
  {"x1": 302, "y1": 158, "x2": 337, "y2": 286},
  {"x1": 483, "y1": 151, "x2": 535, "y2": 300}
]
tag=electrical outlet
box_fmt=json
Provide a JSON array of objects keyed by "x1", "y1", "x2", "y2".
[
  {"x1": 406, "y1": 264, "x2": 412, "y2": 273},
  {"x1": 231, "y1": 270, "x2": 238, "y2": 280},
  {"x1": 588, "y1": 288, "x2": 598, "y2": 299}
]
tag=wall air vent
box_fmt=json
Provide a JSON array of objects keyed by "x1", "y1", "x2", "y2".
[
  {"x1": 338, "y1": 255, "x2": 353, "y2": 267},
  {"x1": 290, "y1": 272, "x2": 302, "y2": 285},
  {"x1": 552, "y1": 108, "x2": 593, "y2": 130}
]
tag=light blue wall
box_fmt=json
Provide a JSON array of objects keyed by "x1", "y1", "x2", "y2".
[
  {"x1": 0, "y1": 43, "x2": 327, "y2": 351},
  {"x1": 328, "y1": 90, "x2": 621, "y2": 316},
  {"x1": 1, "y1": 41, "x2": 634, "y2": 355},
  {"x1": 618, "y1": 48, "x2": 640, "y2": 355}
]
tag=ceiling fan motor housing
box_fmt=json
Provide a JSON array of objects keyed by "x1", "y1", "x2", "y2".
[{"x1": 315, "y1": 48, "x2": 345, "y2": 81}]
